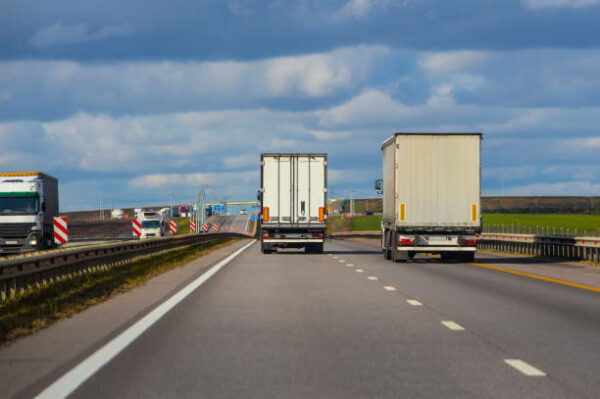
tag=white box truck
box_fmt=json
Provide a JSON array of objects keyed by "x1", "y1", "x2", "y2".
[
  {"x1": 138, "y1": 210, "x2": 165, "y2": 238},
  {"x1": 260, "y1": 153, "x2": 327, "y2": 254},
  {"x1": 0, "y1": 172, "x2": 59, "y2": 253},
  {"x1": 378, "y1": 133, "x2": 482, "y2": 262}
]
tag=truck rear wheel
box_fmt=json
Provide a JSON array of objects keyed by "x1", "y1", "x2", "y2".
[{"x1": 261, "y1": 244, "x2": 273, "y2": 254}]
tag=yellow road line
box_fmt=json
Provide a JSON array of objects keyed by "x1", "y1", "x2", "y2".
[{"x1": 469, "y1": 262, "x2": 600, "y2": 294}]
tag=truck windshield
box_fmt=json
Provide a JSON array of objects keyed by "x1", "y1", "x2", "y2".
[
  {"x1": 0, "y1": 196, "x2": 39, "y2": 214},
  {"x1": 141, "y1": 220, "x2": 161, "y2": 229}
]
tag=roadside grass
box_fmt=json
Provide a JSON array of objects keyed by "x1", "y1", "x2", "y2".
[
  {"x1": 483, "y1": 213, "x2": 600, "y2": 235},
  {"x1": 351, "y1": 216, "x2": 382, "y2": 231},
  {"x1": 0, "y1": 237, "x2": 238, "y2": 346}
]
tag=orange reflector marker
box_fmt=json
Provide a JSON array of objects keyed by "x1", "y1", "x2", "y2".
[
  {"x1": 472, "y1": 204, "x2": 478, "y2": 222},
  {"x1": 263, "y1": 207, "x2": 269, "y2": 222},
  {"x1": 400, "y1": 203, "x2": 406, "y2": 222},
  {"x1": 318, "y1": 207, "x2": 325, "y2": 222}
]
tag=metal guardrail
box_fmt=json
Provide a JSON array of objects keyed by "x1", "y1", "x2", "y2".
[
  {"x1": 477, "y1": 233, "x2": 600, "y2": 262},
  {"x1": 329, "y1": 230, "x2": 600, "y2": 263},
  {"x1": 0, "y1": 232, "x2": 249, "y2": 302}
]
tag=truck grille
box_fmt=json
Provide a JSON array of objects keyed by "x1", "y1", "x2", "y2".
[{"x1": 0, "y1": 223, "x2": 33, "y2": 238}]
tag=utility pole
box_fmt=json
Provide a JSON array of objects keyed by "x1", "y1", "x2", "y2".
[
  {"x1": 349, "y1": 190, "x2": 356, "y2": 217},
  {"x1": 169, "y1": 192, "x2": 174, "y2": 218}
]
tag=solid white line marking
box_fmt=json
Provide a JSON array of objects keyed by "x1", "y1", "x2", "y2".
[
  {"x1": 406, "y1": 299, "x2": 423, "y2": 306},
  {"x1": 356, "y1": 269, "x2": 364, "y2": 273},
  {"x1": 441, "y1": 321, "x2": 465, "y2": 331},
  {"x1": 367, "y1": 276, "x2": 378, "y2": 280},
  {"x1": 504, "y1": 359, "x2": 547, "y2": 377},
  {"x1": 35, "y1": 239, "x2": 257, "y2": 399},
  {"x1": 383, "y1": 286, "x2": 397, "y2": 291}
]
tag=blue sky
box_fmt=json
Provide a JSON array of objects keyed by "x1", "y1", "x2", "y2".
[{"x1": 1, "y1": 0, "x2": 600, "y2": 210}]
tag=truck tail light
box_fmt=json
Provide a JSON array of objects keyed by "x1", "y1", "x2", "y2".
[
  {"x1": 263, "y1": 233, "x2": 273, "y2": 239},
  {"x1": 318, "y1": 207, "x2": 325, "y2": 222},
  {"x1": 263, "y1": 207, "x2": 269, "y2": 222},
  {"x1": 312, "y1": 233, "x2": 323, "y2": 238},
  {"x1": 398, "y1": 236, "x2": 415, "y2": 245},
  {"x1": 279, "y1": 234, "x2": 286, "y2": 238},
  {"x1": 461, "y1": 238, "x2": 477, "y2": 246}
]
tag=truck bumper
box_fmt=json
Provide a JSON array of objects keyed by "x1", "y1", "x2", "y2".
[{"x1": 396, "y1": 246, "x2": 476, "y2": 252}]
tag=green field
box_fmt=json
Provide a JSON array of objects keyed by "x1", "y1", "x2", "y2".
[
  {"x1": 328, "y1": 214, "x2": 600, "y2": 236},
  {"x1": 482, "y1": 213, "x2": 600, "y2": 235}
]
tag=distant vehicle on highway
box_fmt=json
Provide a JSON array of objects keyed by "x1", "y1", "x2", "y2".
[
  {"x1": 138, "y1": 210, "x2": 165, "y2": 238},
  {"x1": 378, "y1": 133, "x2": 482, "y2": 262},
  {"x1": 0, "y1": 172, "x2": 59, "y2": 253},
  {"x1": 260, "y1": 153, "x2": 327, "y2": 254},
  {"x1": 111, "y1": 208, "x2": 124, "y2": 219},
  {"x1": 240, "y1": 209, "x2": 247, "y2": 215}
]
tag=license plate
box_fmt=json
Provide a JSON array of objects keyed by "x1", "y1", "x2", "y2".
[{"x1": 5, "y1": 240, "x2": 18, "y2": 245}]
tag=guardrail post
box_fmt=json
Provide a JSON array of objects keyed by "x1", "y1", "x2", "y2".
[
  {"x1": 0, "y1": 280, "x2": 6, "y2": 302},
  {"x1": 9, "y1": 278, "x2": 17, "y2": 299}
]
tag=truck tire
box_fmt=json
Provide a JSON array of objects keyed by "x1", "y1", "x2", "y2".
[
  {"x1": 460, "y1": 252, "x2": 475, "y2": 262},
  {"x1": 384, "y1": 230, "x2": 392, "y2": 260},
  {"x1": 261, "y1": 244, "x2": 272, "y2": 254},
  {"x1": 392, "y1": 248, "x2": 409, "y2": 263}
]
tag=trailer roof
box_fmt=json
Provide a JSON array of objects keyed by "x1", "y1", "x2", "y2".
[
  {"x1": 261, "y1": 153, "x2": 328, "y2": 157},
  {"x1": 0, "y1": 171, "x2": 58, "y2": 181},
  {"x1": 381, "y1": 132, "x2": 482, "y2": 150}
]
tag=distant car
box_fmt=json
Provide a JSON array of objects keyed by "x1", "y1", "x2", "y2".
[
  {"x1": 364, "y1": 210, "x2": 373, "y2": 215},
  {"x1": 240, "y1": 209, "x2": 247, "y2": 215}
]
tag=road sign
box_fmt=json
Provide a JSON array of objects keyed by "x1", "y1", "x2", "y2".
[
  {"x1": 53, "y1": 216, "x2": 68, "y2": 244},
  {"x1": 214, "y1": 205, "x2": 225, "y2": 211},
  {"x1": 132, "y1": 219, "x2": 141, "y2": 237},
  {"x1": 251, "y1": 216, "x2": 258, "y2": 221}
]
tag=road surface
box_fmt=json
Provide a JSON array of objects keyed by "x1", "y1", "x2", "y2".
[{"x1": 2, "y1": 239, "x2": 600, "y2": 398}]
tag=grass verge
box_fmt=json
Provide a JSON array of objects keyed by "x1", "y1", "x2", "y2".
[
  {"x1": 482, "y1": 213, "x2": 600, "y2": 235},
  {"x1": 0, "y1": 237, "x2": 239, "y2": 347}
]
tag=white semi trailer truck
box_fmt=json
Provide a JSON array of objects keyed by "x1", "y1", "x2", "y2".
[
  {"x1": 260, "y1": 153, "x2": 327, "y2": 254},
  {"x1": 138, "y1": 210, "x2": 165, "y2": 238},
  {"x1": 0, "y1": 172, "x2": 59, "y2": 253},
  {"x1": 378, "y1": 133, "x2": 482, "y2": 262}
]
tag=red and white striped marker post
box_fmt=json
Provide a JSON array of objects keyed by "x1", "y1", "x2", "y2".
[
  {"x1": 202, "y1": 222, "x2": 208, "y2": 232},
  {"x1": 132, "y1": 219, "x2": 142, "y2": 237},
  {"x1": 212, "y1": 224, "x2": 218, "y2": 232},
  {"x1": 53, "y1": 216, "x2": 68, "y2": 245},
  {"x1": 190, "y1": 221, "x2": 196, "y2": 234},
  {"x1": 169, "y1": 220, "x2": 177, "y2": 234}
]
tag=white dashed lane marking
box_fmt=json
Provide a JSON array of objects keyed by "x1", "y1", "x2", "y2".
[
  {"x1": 406, "y1": 299, "x2": 423, "y2": 306},
  {"x1": 504, "y1": 359, "x2": 547, "y2": 377},
  {"x1": 356, "y1": 269, "x2": 364, "y2": 273},
  {"x1": 441, "y1": 321, "x2": 465, "y2": 331},
  {"x1": 383, "y1": 286, "x2": 397, "y2": 291},
  {"x1": 346, "y1": 264, "x2": 354, "y2": 267},
  {"x1": 367, "y1": 276, "x2": 378, "y2": 281},
  {"x1": 338, "y1": 260, "x2": 346, "y2": 263}
]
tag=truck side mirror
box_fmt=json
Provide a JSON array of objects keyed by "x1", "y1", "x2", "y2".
[
  {"x1": 41, "y1": 201, "x2": 47, "y2": 212},
  {"x1": 257, "y1": 190, "x2": 262, "y2": 201},
  {"x1": 374, "y1": 179, "x2": 383, "y2": 194}
]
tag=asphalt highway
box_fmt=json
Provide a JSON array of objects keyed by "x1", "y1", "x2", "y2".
[{"x1": 4, "y1": 239, "x2": 600, "y2": 398}]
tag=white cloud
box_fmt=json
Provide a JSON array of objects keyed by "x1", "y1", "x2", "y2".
[
  {"x1": 418, "y1": 51, "x2": 489, "y2": 75},
  {"x1": 523, "y1": 0, "x2": 599, "y2": 9},
  {"x1": 223, "y1": 154, "x2": 257, "y2": 169},
  {"x1": 335, "y1": 0, "x2": 416, "y2": 19},
  {"x1": 31, "y1": 22, "x2": 134, "y2": 47},
  {"x1": 130, "y1": 170, "x2": 258, "y2": 189}
]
